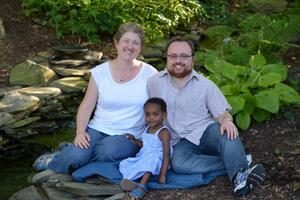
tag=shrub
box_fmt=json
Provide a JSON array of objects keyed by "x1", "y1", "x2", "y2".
[{"x1": 22, "y1": 0, "x2": 204, "y2": 42}]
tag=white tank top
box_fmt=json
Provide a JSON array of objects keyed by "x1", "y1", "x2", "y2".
[{"x1": 88, "y1": 62, "x2": 157, "y2": 138}]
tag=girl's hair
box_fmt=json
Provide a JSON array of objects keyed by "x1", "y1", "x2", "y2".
[
  {"x1": 113, "y1": 22, "x2": 145, "y2": 47},
  {"x1": 144, "y1": 97, "x2": 167, "y2": 112}
]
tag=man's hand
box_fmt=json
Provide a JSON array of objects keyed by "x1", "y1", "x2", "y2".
[
  {"x1": 74, "y1": 132, "x2": 90, "y2": 149},
  {"x1": 220, "y1": 118, "x2": 238, "y2": 140}
]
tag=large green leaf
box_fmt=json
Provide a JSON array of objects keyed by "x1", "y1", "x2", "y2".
[
  {"x1": 258, "y1": 73, "x2": 282, "y2": 87},
  {"x1": 252, "y1": 108, "x2": 271, "y2": 122},
  {"x1": 254, "y1": 89, "x2": 279, "y2": 113},
  {"x1": 249, "y1": 53, "x2": 266, "y2": 70},
  {"x1": 260, "y1": 64, "x2": 288, "y2": 81},
  {"x1": 236, "y1": 112, "x2": 251, "y2": 130},
  {"x1": 226, "y1": 96, "x2": 245, "y2": 115},
  {"x1": 248, "y1": 68, "x2": 259, "y2": 86},
  {"x1": 220, "y1": 61, "x2": 246, "y2": 81},
  {"x1": 275, "y1": 83, "x2": 300, "y2": 103},
  {"x1": 241, "y1": 93, "x2": 256, "y2": 115},
  {"x1": 221, "y1": 85, "x2": 239, "y2": 96}
]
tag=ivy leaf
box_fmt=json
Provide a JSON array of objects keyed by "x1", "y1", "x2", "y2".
[
  {"x1": 236, "y1": 112, "x2": 251, "y2": 130},
  {"x1": 254, "y1": 89, "x2": 279, "y2": 113},
  {"x1": 275, "y1": 83, "x2": 300, "y2": 103},
  {"x1": 252, "y1": 108, "x2": 271, "y2": 122},
  {"x1": 226, "y1": 96, "x2": 245, "y2": 115},
  {"x1": 258, "y1": 72, "x2": 282, "y2": 87},
  {"x1": 249, "y1": 53, "x2": 266, "y2": 70}
]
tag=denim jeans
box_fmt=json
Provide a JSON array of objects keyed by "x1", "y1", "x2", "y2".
[
  {"x1": 48, "y1": 127, "x2": 140, "y2": 173},
  {"x1": 171, "y1": 123, "x2": 248, "y2": 182}
]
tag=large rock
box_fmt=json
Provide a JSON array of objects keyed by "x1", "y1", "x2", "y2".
[
  {"x1": 0, "y1": 92, "x2": 40, "y2": 113},
  {"x1": 9, "y1": 60, "x2": 58, "y2": 86},
  {"x1": 49, "y1": 77, "x2": 88, "y2": 93}
]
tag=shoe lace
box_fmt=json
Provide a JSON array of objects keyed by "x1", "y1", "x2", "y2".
[{"x1": 234, "y1": 169, "x2": 250, "y2": 187}]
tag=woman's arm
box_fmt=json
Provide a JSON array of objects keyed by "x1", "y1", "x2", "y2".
[
  {"x1": 158, "y1": 129, "x2": 171, "y2": 184},
  {"x1": 74, "y1": 76, "x2": 98, "y2": 148}
]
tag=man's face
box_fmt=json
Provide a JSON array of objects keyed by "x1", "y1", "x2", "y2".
[{"x1": 166, "y1": 41, "x2": 194, "y2": 78}]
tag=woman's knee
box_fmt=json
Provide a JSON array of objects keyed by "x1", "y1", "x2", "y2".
[{"x1": 94, "y1": 135, "x2": 139, "y2": 161}]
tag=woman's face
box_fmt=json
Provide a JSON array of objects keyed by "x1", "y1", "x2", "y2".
[{"x1": 115, "y1": 31, "x2": 142, "y2": 61}]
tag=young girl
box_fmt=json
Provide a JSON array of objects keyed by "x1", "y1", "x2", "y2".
[{"x1": 119, "y1": 97, "x2": 172, "y2": 198}]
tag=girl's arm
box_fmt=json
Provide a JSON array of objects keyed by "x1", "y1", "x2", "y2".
[
  {"x1": 124, "y1": 133, "x2": 143, "y2": 148},
  {"x1": 158, "y1": 129, "x2": 171, "y2": 184}
]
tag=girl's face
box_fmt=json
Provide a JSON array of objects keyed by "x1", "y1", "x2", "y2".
[
  {"x1": 144, "y1": 103, "x2": 166, "y2": 129},
  {"x1": 115, "y1": 31, "x2": 142, "y2": 61}
]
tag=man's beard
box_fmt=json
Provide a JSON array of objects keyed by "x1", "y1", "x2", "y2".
[{"x1": 167, "y1": 62, "x2": 192, "y2": 78}]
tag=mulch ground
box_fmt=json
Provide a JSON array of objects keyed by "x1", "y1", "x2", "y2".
[{"x1": 1, "y1": 0, "x2": 299, "y2": 199}]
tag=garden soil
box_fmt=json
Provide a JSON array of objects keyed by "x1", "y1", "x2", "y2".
[{"x1": 1, "y1": 0, "x2": 299, "y2": 199}]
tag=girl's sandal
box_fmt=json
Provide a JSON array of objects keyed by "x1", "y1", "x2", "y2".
[
  {"x1": 32, "y1": 152, "x2": 59, "y2": 171},
  {"x1": 129, "y1": 183, "x2": 147, "y2": 199}
]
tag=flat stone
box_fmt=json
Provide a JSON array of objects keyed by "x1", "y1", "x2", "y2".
[
  {"x1": 0, "y1": 91, "x2": 40, "y2": 113},
  {"x1": 9, "y1": 185, "x2": 45, "y2": 200},
  {"x1": 0, "y1": 86, "x2": 22, "y2": 98},
  {"x1": 55, "y1": 182, "x2": 122, "y2": 196},
  {"x1": 4, "y1": 116, "x2": 41, "y2": 129},
  {"x1": 49, "y1": 77, "x2": 88, "y2": 93},
  {"x1": 42, "y1": 183, "x2": 77, "y2": 200},
  {"x1": 30, "y1": 169, "x2": 56, "y2": 185},
  {"x1": 52, "y1": 67, "x2": 89, "y2": 77},
  {"x1": 0, "y1": 112, "x2": 14, "y2": 127},
  {"x1": 16, "y1": 86, "x2": 62, "y2": 99}
]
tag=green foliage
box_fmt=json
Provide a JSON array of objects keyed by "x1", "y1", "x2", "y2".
[
  {"x1": 199, "y1": 52, "x2": 300, "y2": 130},
  {"x1": 22, "y1": 0, "x2": 203, "y2": 41}
]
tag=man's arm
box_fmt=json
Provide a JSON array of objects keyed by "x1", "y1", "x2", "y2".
[{"x1": 216, "y1": 111, "x2": 239, "y2": 140}]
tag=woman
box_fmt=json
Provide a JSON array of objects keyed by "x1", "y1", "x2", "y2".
[{"x1": 33, "y1": 22, "x2": 158, "y2": 173}]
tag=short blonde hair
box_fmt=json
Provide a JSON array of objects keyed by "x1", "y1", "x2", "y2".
[{"x1": 113, "y1": 22, "x2": 145, "y2": 47}]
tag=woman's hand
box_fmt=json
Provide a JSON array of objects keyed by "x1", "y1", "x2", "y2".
[{"x1": 74, "y1": 132, "x2": 90, "y2": 149}]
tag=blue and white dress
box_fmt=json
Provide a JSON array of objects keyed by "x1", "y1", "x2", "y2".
[{"x1": 119, "y1": 126, "x2": 172, "y2": 180}]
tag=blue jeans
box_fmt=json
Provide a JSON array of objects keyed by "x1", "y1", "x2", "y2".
[
  {"x1": 171, "y1": 123, "x2": 248, "y2": 182},
  {"x1": 48, "y1": 127, "x2": 140, "y2": 173}
]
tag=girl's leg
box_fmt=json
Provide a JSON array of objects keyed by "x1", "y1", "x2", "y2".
[{"x1": 47, "y1": 127, "x2": 106, "y2": 173}]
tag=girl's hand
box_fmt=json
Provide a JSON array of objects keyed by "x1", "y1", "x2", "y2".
[
  {"x1": 158, "y1": 175, "x2": 166, "y2": 184},
  {"x1": 74, "y1": 132, "x2": 90, "y2": 149},
  {"x1": 124, "y1": 133, "x2": 136, "y2": 141}
]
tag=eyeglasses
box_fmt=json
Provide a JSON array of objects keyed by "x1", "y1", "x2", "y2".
[{"x1": 167, "y1": 54, "x2": 194, "y2": 61}]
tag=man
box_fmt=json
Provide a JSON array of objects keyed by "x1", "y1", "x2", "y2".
[{"x1": 147, "y1": 37, "x2": 266, "y2": 197}]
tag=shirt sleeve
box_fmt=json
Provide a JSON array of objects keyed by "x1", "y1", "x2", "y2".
[{"x1": 206, "y1": 80, "x2": 232, "y2": 119}]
